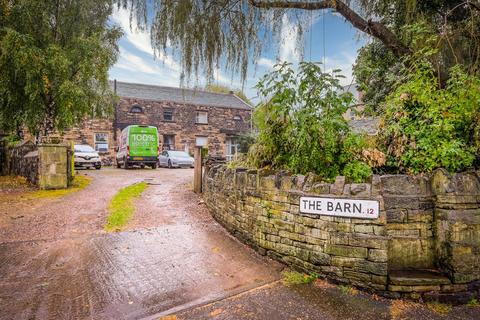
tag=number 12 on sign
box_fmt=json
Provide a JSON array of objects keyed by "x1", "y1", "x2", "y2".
[{"x1": 299, "y1": 197, "x2": 379, "y2": 219}]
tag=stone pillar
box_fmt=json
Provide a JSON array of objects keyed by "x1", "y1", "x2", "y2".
[
  {"x1": 382, "y1": 175, "x2": 435, "y2": 270},
  {"x1": 38, "y1": 145, "x2": 68, "y2": 190},
  {"x1": 432, "y1": 169, "x2": 480, "y2": 284}
]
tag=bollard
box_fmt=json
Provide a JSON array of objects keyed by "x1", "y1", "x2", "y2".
[{"x1": 194, "y1": 146, "x2": 202, "y2": 193}]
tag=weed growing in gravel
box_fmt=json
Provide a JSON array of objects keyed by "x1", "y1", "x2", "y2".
[
  {"x1": 467, "y1": 297, "x2": 479, "y2": 307},
  {"x1": 0, "y1": 176, "x2": 30, "y2": 191},
  {"x1": 105, "y1": 182, "x2": 147, "y2": 232},
  {"x1": 426, "y1": 301, "x2": 452, "y2": 314},
  {"x1": 281, "y1": 270, "x2": 317, "y2": 286},
  {"x1": 338, "y1": 285, "x2": 358, "y2": 295}
]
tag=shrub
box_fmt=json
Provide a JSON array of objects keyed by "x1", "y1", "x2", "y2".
[
  {"x1": 380, "y1": 58, "x2": 480, "y2": 173},
  {"x1": 343, "y1": 161, "x2": 372, "y2": 183},
  {"x1": 249, "y1": 62, "x2": 374, "y2": 182}
]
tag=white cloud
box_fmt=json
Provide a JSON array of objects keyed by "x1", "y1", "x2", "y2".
[
  {"x1": 110, "y1": 6, "x2": 242, "y2": 86},
  {"x1": 258, "y1": 57, "x2": 275, "y2": 69},
  {"x1": 279, "y1": 14, "x2": 300, "y2": 63},
  {"x1": 324, "y1": 50, "x2": 357, "y2": 86},
  {"x1": 115, "y1": 47, "x2": 160, "y2": 74},
  {"x1": 111, "y1": 7, "x2": 181, "y2": 72}
]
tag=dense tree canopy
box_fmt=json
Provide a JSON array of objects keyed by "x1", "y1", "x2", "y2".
[
  {"x1": 0, "y1": 0, "x2": 121, "y2": 139},
  {"x1": 353, "y1": 1, "x2": 480, "y2": 111}
]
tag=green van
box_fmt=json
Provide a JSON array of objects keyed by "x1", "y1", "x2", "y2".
[{"x1": 116, "y1": 125, "x2": 159, "y2": 169}]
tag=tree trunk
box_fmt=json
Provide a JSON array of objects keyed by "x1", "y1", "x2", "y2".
[{"x1": 249, "y1": 0, "x2": 411, "y2": 58}]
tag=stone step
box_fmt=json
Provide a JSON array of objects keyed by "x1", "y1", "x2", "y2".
[{"x1": 389, "y1": 270, "x2": 451, "y2": 286}]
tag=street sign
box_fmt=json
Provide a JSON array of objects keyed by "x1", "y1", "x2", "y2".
[{"x1": 300, "y1": 197, "x2": 379, "y2": 219}]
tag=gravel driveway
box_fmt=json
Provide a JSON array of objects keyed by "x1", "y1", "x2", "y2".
[
  {"x1": 1, "y1": 168, "x2": 478, "y2": 320},
  {"x1": 0, "y1": 168, "x2": 281, "y2": 319}
]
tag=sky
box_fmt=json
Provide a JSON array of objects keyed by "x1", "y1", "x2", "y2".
[{"x1": 108, "y1": 6, "x2": 369, "y2": 102}]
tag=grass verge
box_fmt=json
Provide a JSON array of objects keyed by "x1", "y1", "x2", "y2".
[
  {"x1": 28, "y1": 175, "x2": 91, "y2": 199},
  {"x1": 0, "y1": 175, "x2": 90, "y2": 198},
  {"x1": 0, "y1": 175, "x2": 31, "y2": 191},
  {"x1": 104, "y1": 182, "x2": 147, "y2": 232}
]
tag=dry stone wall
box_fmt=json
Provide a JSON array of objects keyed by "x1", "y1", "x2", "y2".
[
  {"x1": 3, "y1": 142, "x2": 69, "y2": 190},
  {"x1": 203, "y1": 164, "x2": 480, "y2": 302}
]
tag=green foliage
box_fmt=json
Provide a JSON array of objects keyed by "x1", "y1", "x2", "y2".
[
  {"x1": 354, "y1": 1, "x2": 480, "y2": 113},
  {"x1": 249, "y1": 62, "x2": 371, "y2": 182},
  {"x1": 338, "y1": 285, "x2": 359, "y2": 295},
  {"x1": 467, "y1": 297, "x2": 479, "y2": 307},
  {"x1": 343, "y1": 161, "x2": 373, "y2": 183},
  {"x1": 0, "y1": 0, "x2": 121, "y2": 137},
  {"x1": 281, "y1": 270, "x2": 317, "y2": 286},
  {"x1": 353, "y1": 40, "x2": 401, "y2": 114},
  {"x1": 3, "y1": 134, "x2": 21, "y2": 147},
  {"x1": 236, "y1": 132, "x2": 256, "y2": 154},
  {"x1": 380, "y1": 53, "x2": 480, "y2": 173},
  {"x1": 105, "y1": 182, "x2": 147, "y2": 232}
]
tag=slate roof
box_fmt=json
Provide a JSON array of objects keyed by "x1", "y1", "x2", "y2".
[
  {"x1": 349, "y1": 117, "x2": 380, "y2": 136},
  {"x1": 110, "y1": 81, "x2": 252, "y2": 110}
]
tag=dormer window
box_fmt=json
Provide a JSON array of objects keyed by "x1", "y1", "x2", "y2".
[{"x1": 130, "y1": 104, "x2": 143, "y2": 113}]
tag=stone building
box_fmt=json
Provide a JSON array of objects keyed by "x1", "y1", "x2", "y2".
[{"x1": 61, "y1": 81, "x2": 253, "y2": 162}]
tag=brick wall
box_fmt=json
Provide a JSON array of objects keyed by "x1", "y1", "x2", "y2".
[{"x1": 203, "y1": 164, "x2": 480, "y2": 302}]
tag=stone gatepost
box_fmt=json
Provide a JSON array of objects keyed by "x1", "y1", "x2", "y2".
[
  {"x1": 38, "y1": 145, "x2": 68, "y2": 189},
  {"x1": 432, "y1": 169, "x2": 480, "y2": 287}
]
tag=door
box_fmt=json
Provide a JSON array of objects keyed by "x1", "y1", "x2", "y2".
[{"x1": 163, "y1": 135, "x2": 175, "y2": 150}]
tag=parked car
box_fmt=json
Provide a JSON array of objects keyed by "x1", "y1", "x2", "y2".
[
  {"x1": 159, "y1": 150, "x2": 194, "y2": 168},
  {"x1": 116, "y1": 125, "x2": 159, "y2": 169},
  {"x1": 74, "y1": 144, "x2": 102, "y2": 170}
]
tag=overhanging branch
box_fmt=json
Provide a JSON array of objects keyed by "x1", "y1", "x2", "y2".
[{"x1": 249, "y1": 0, "x2": 411, "y2": 57}]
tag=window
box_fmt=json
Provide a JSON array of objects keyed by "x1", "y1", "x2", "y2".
[
  {"x1": 195, "y1": 136, "x2": 208, "y2": 147},
  {"x1": 94, "y1": 133, "x2": 109, "y2": 152},
  {"x1": 130, "y1": 104, "x2": 143, "y2": 113},
  {"x1": 163, "y1": 108, "x2": 174, "y2": 121},
  {"x1": 226, "y1": 137, "x2": 238, "y2": 161},
  {"x1": 233, "y1": 115, "x2": 242, "y2": 121},
  {"x1": 195, "y1": 111, "x2": 208, "y2": 124},
  {"x1": 163, "y1": 135, "x2": 175, "y2": 150}
]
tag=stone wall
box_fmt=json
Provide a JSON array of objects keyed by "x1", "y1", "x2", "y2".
[
  {"x1": 203, "y1": 164, "x2": 480, "y2": 302},
  {"x1": 4, "y1": 141, "x2": 39, "y2": 184},
  {"x1": 3, "y1": 142, "x2": 69, "y2": 189}
]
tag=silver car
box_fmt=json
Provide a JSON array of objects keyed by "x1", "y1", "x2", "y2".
[
  {"x1": 74, "y1": 144, "x2": 102, "y2": 170},
  {"x1": 158, "y1": 150, "x2": 194, "y2": 168}
]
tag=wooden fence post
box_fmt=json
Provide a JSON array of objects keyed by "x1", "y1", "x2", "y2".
[{"x1": 194, "y1": 146, "x2": 202, "y2": 193}]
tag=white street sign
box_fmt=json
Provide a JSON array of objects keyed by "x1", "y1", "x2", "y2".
[{"x1": 300, "y1": 197, "x2": 379, "y2": 219}]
